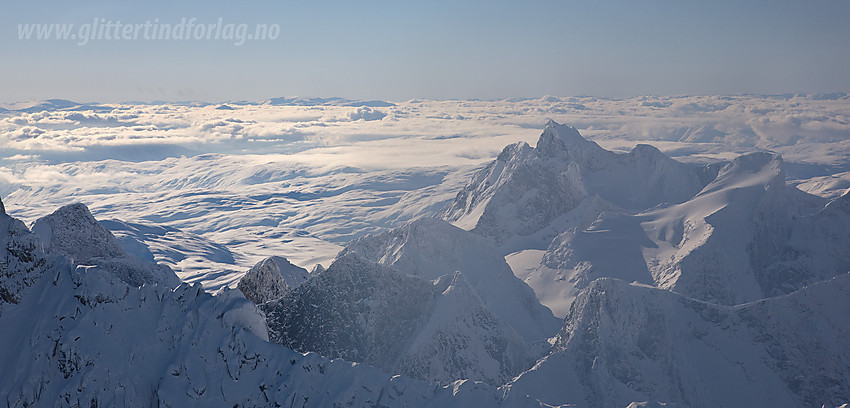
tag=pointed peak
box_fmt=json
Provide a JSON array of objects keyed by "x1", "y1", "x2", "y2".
[
  {"x1": 404, "y1": 217, "x2": 458, "y2": 233},
  {"x1": 536, "y1": 120, "x2": 598, "y2": 157},
  {"x1": 48, "y1": 202, "x2": 98, "y2": 224},
  {"x1": 0, "y1": 196, "x2": 5, "y2": 215},
  {"x1": 239, "y1": 255, "x2": 308, "y2": 304},
  {"x1": 433, "y1": 270, "x2": 477, "y2": 298},
  {"x1": 542, "y1": 120, "x2": 583, "y2": 141}
]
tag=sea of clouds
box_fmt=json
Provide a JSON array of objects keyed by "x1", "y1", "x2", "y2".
[{"x1": 2, "y1": 94, "x2": 849, "y2": 289}]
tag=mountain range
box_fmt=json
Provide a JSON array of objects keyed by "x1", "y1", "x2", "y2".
[{"x1": 1, "y1": 121, "x2": 848, "y2": 407}]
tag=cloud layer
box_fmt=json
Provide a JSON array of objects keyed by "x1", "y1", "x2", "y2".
[{"x1": 2, "y1": 94, "x2": 849, "y2": 288}]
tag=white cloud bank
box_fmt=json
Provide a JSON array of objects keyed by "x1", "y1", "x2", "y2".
[{"x1": 1, "y1": 94, "x2": 848, "y2": 289}]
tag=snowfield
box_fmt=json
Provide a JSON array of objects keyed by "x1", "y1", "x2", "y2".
[{"x1": 2, "y1": 95, "x2": 850, "y2": 407}]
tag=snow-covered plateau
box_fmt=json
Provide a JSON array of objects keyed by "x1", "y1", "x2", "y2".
[{"x1": 2, "y1": 95, "x2": 850, "y2": 407}]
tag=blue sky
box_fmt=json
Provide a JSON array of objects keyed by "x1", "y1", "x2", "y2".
[{"x1": 3, "y1": 0, "x2": 849, "y2": 103}]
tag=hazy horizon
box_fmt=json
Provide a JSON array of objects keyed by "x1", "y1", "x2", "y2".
[{"x1": 4, "y1": 0, "x2": 849, "y2": 104}]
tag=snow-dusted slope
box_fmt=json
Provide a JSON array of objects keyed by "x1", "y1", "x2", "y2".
[
  {"x1": 339, "y1": 217, "x2": 561, "y2": 343},
  {"x1": 262, "y1": 252, "x2": 540, "y2": 386},
  {"x1": 237, "y1": 255, "x2": 308, "y2": 304},
  {"x1": 506, "y1": 274, "x2": 850, "y2": 408},
  {"x1": 443, "y1": 121, "x2": 712, "y2": 249},
  {"x1": 100, "y1": 218, "x2": 241, "y2": 291},
  {"x1": 0, "y1": 200, "x2": 549, "y2": 407},
  {"x1": 31, "y1": 203, "x2": 180, "y2": 288},
  {"x1": 398, "y1": 270, "x2": 533, "y2": 385}
]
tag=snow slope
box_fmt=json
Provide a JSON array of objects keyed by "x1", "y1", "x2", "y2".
[
  {"x1": 507, "y1": 274, "x2": 850, "y2": 408},
  {"x1": 339, "y1": 217, "x2": 561, "y2": 343},
  {"x1": 541, "y1": 151, "x2": 848, "y2": 309},
  {"x1": 99, "y1": 218, "x2": 241, "y2": 291}
]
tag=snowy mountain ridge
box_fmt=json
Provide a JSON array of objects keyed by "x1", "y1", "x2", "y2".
[
  {"x1": 506, "y1": 273, "x2": 850, "y2": 408},
  {"x1": 0, "y1": 198, "x2": 552, "y2": 407},
  {"x1": 453, "y1": 122, "x2": 850, "y2": 315},
  {"x1": 443, "y1": 120, "x2": 713, "y2": 250}
]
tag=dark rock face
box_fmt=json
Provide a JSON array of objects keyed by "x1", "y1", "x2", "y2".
[
  {"x1": 263, "y1": 255, "x2": 434, "y2": 370},
  {"x1": 237, "y1": 256, "x2": 308, "y2": 304},
  {"x1": 261, "y1": 253, "x2": 538, "y2": 385},
  {"x1": 0, "y1": 211, "x2": 51, "y2": 309}
]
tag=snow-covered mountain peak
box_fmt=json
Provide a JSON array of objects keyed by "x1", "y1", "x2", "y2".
[
  {"x1": 341, "y1": 217, "x2": 507, "y2": 282},
  {"x1": 535, "y1": 120, "x2": 607, "y2": 160},
  {"x1": 433, "y1": 270, "x2": 477, "y2": 298},
  {"x1": 261, "y1": 251, "x2": 545, "y2": 386},
  {"x1": 508, "y1": 273, "x2": 850, "y2": 407},
  {"x1": 31, "y1": 203, "x2": 124, "y2": 259},
  {"x1": 237, "y1": 255, "x2": 309, "y2": 304},
  {"x1": 534, "y1": 144, "x2": 850, "y2": 310},
  {"x1": 30, "y1": 202, "x2": 180, "y2": 288},
  {"x1": 496, "y1": 141, "x2": 533, "y2": 162},
  {"x1": 629, "y1": 143, "x2": 666, "y2": 160},
  {"x1": 444, "y1": 121, "x2": 709, "y2": 246}
]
